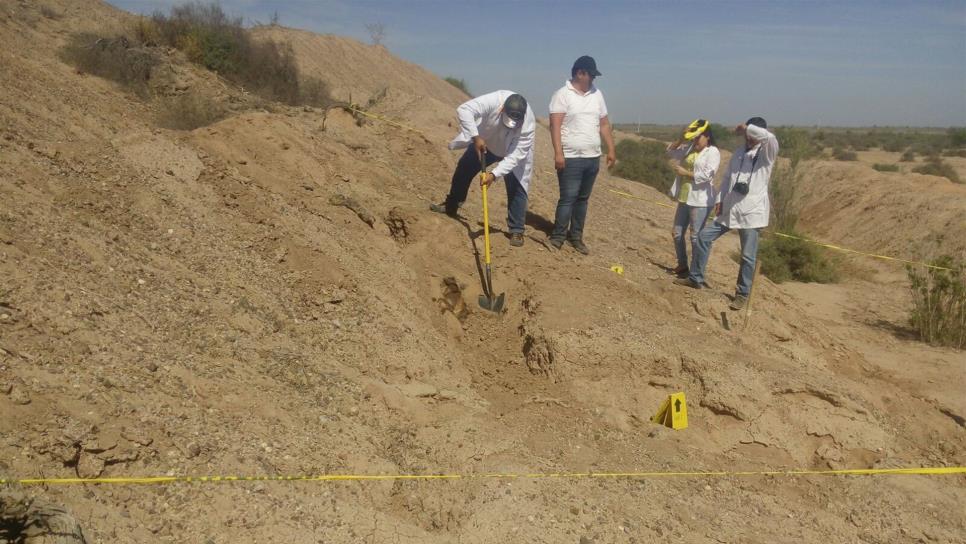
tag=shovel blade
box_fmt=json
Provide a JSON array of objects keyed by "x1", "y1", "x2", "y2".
[{"x1": 478, "y1": 292, "x2": 506, "y2": 313}]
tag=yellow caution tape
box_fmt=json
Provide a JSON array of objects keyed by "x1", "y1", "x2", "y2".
[
  {"x1": 606, "y1": 188, "x2": 955, "y2": 272},
  {"x1": 345, "y1": 106, "x2": 426, "y2": 137},
  {"x1": 607, "y1": 188, "x2": 674, "y2": 208},
  {"x1": 765, "y1": 231, "x2": 954, "y2": 271},
  {"x1": 3, "y1": 466, "x2": 963, "y2": 486}
]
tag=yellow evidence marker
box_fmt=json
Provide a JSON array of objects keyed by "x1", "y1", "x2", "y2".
[
  {"x1": 610, "y1": 264, "x2": 624, "y2": 275},
  {"x1": 651, "y1": 392, "x2": 688, "y2": 430}
]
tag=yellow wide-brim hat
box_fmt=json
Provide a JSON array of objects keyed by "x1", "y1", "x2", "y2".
[{"x1": 683, "y1": 119, "x2": 709, "y2": 141}]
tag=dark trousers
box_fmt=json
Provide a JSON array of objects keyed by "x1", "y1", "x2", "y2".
[
  {"x1": 445, "y1": 147, "x2": 528, "y2": 234},
  {"x1": 551, "y1": 156, "x2": 600, "y2": 242}
]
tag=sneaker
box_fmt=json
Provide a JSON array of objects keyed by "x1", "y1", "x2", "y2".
[
  {"x1": 429, "y1": 202, "x2": 458, "y2": 218},
  {"x1": 509, "y1": 233, "x2": 524, "y2": 247},
  {"x1": 672, "y1": 265, "x2": 689, "y2": 278},
  {"x1": 729, "y1": 295, "x2": 748, "y2": 311},
  {"x1": 548, "y1": 237, "x2": 564, "y2": 250},
  {"x1": 568, "y1": 239, "x2": 589, "y2": 255},
  {"x1": 673, "y1": 277, "x2": 703, "y2": 290}
]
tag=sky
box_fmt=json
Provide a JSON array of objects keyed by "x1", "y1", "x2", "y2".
[{"x1": 109, "y1": 0, "x2": 966, "y2": 127}]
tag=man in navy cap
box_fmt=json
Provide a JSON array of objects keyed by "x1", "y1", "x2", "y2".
[
  {"x1": 547, "y1": 55, "x2": 616, "y2": 255},
  {"x1": 431, "y1": 91, "x2": 535, "y2": 247}
]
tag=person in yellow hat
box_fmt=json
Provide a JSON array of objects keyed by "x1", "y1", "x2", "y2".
[{"x1": 665, "y1": 119, "x2": 720, "y2": 277}]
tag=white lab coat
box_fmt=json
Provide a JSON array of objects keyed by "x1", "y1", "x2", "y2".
[
  {"x1": 668, "y1": 145, "x2": 721, "y2": 208},
  {"x1": 448, "y1": 90, "x2": 535, "y2": 192},
  {"x1": 715, "y1": 124, "x2": 779, "y2": 229}
]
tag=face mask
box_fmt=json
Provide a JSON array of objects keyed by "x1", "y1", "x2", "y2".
[{"x1": 501, "y1": 112, "x2": 518, "y2": 129}]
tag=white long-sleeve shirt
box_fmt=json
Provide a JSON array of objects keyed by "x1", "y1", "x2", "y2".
[
  {"x1": 447, "y1": 90, "x2": 536, "y2": 192},
  {"x1": 667, "y1": 145, "x2": 721, "y2": 208},
  {"x1": 715, "y1": 124, "x2": 779, "y2": 229}
]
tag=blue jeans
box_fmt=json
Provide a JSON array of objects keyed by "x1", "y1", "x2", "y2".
[
  {"x1": 445, "y1": 147, "x2": 528, "y2": 233},
  {"x1": 672, "y1": 203, "x2": 710, "y2": 270},
  {"x1": 551, "y1": 157, "x2": 600, "y2": 241},
  {"x1": 689, "y1": 222, "x2": 761, "y2": 297}
]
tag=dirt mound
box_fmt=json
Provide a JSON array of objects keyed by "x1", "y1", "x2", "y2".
[
  {"x1": 1, "y1": 3, "x2": 964, "y2": 543},
  {"x1": 794, "y1": 159, "x2": 966, "y2": 261}
]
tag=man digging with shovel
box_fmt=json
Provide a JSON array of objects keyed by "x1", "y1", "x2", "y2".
[{"x1": 431, "y1": 91, "x2": 535, "y2": 247}]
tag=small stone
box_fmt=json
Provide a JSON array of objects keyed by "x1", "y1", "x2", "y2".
[
  {"x1": 570, "y1": 506, "x2": 580, "y2": 516},
  {"x1": 144, "y1": 361, "x2": 158, "y2": 372},
  {"x1": 137, "y1": 278, "x2": 146, "y2": 285},
  {"x1": 184, "y1": 442, "x2": 201, "y2": 458},
  {"x1": 10, "y1": 388, "x2": 30, "y2": 405},
  {"x1": 76, "y1": 453, "x2": 106, "y2": 478},
  {"x1": 121, "y1": 428, "x2": 153, "y2": 446},
  {"x1": 165, "y1": 169, "x2": 174, "y2": 176},
  {"x1": 580, "y1": 537, "x2": 593, "y2": 544},
  {"x1": 1, "y1": 383, "x2": 12, "y2": 394}
]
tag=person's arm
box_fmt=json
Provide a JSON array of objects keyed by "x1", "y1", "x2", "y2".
[
  {"x1": 550, "y1": 113, "x2": 565, "y2": 171},
  {"x1": 600, "y1": 115, "x2": 616, "y2": 168},
  {"x1": 739, "y1": 123, "x2": 779, "y2": 166},
  {"x1": 692, "y1": 147, "x2": 720, "y2": 188},
  {"x1": 490, "y1": 109, "x2": 535, "y2": 182},
  {"x1": 455, "y1": 91, "x2": 500, "y2": 156}
]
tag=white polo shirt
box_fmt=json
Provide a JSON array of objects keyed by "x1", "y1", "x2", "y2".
[{"x1": 549, "y1": 80, "x2": 608, "y2": 158}]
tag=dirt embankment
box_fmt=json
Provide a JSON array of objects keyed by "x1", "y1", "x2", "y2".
[{"x1": 1, "y1": 2, "x2": 964, "y2": 543}]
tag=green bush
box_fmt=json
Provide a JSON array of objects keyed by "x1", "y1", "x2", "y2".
[
  {"x1": 872, "y1": 163, "x2": 899, "y2": 172},
  {"x1": 60, "y1": 33, "x2": 159, "y2": 96},
  {"x1": 900, "y1": 149, "x2": 916, "y2": 162},
  {"x1": 612, "y1": 139, "x2": 675, "y2": 193},
  {"x1": 757, "y1": 232, "x2": 840, "y2": 284},
  {"x1": 907, "y1": 256, "x2": 966, "y2": 349},
  {"x1": 832, "y1": 147, "x2": 858, "y2": 161},
  {"x1": 444, "y1": 77, "x2": 470, "y2": 96},
  {"x1": 912, "y1": 157, "x2": 961, "y2": 183},
  {"x1": 150, "y1": 2, "x2": 330, "y2": 107},
  {"x1": 942, "y1": 148, "x2": 966, "y2": 158}
]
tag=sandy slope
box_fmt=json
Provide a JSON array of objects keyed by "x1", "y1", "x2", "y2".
[{"x1": 1, "y1": 2, "x2": 964, "y2": 543}]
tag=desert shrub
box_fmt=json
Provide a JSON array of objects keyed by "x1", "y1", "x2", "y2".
[
  {"x1": 872, "y1": 163, "x2": 899, "y2": 172},
  {"x1": 942, "y1": 148, "x2": 966, "y2": 158},
  {"x1": 757, "y1": 231, "x2": 840, "y2": 284},
  {"x1": 156, "y1": 93, "x2": 226, "y2": 130},
  {"x1": 60, "y1": 33, "x2": 160, "y2": 96},
  {"x1": 612, "y1": 139, "x2": 675, "y2": 193},
  {"x1": 775, "y1": 127, "x2": 821, "y2": 162},
  {"x1": 832, "y1": 147, "x2": 858, "y2": 161},
  {"x1": 882, "y1": 139, "x2": 906, "y2": 152},
  {"x1": 444, "y1": 77, "x2": 470, "y2": 96},
  {"x1": 949, "y1": 128, "x2": 966, "y2": 148},
  {"x1": 912, "y1": 157, "x2": 961, "y2": 183},
  {"x1": 151, "y1": 2, "x2": 330, "y2": 106},
  {"x1": 900, "y1": 149, "x2": 916, "y2": 162},
  {"x1": 907, "y1": 256, "x2": 966, "y2": 349}
]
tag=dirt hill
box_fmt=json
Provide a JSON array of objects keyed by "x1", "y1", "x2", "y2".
[{"x1": 1, "y1": 2, "x2": 964, "y2": 543}]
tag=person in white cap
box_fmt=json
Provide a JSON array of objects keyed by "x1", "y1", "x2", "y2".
[
  {"x1": 675, "y1": 117, "x2": 779, "y2": 310},
  {"x1": 666, "y1": 119, "x2": 721, "y2": 278},
  {"x1": 431, "y1": 91, "x2": 535, "y2": 247}
]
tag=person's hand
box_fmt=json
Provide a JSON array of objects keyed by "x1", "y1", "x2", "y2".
[
  {"x1": 479, "y1": 171, "x2": 496, "y2": 188},
  {"x1": 606, "y1": 151, "x2": 617, "y2": 169},
  {"x1": 472, "y1": 136, "x2": 487, "y2": 157},
  {"x1": 554, "y1": 153, "x2": 565, "y2": 171},
  {"x1": 734, "y1": 123, "x2": 747, "y2": 135},
  {"x1": 672, "y1": 164, "x2": 689, "y2": 176},
  {"x1": 713, "y1": 202, "x2": 722, "y2": 216}
]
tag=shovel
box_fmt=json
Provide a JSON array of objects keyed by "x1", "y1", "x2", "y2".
[{"x1": 478, "y1": 153, "x2": 505, "y2": 313}]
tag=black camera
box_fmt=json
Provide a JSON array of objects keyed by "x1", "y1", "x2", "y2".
[{"x1": 733, "y1": 181, "x2": 750, "y2": 195}]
